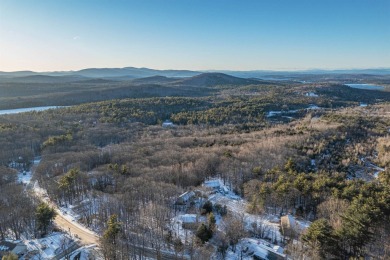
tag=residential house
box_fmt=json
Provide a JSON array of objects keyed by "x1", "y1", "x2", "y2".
[
  {"x1": 176, "y1": 191, "x2": 195, "y2": 205},
  {"x1": 162, "y1": 120, "x2": 174, "y2": 127},
  {"x1": 180, "y1": 214, "x2": 204, "y2": 229},
  {"x1": 0, "y1": 241, "x2": 27, "y2": 258},
  {"x1": 242, "y1": 238, "x2": 286, "y2": 260}
]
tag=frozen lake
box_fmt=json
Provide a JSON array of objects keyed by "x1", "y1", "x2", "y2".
[
  {"x1": 345, "y1": 83, "x2": 384, "y2": 91},
  {"x1": 0, "y1": 106, "x2": 64, "y2": 115}
]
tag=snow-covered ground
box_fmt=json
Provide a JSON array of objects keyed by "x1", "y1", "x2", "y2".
[
  {"x1": 296, "y1": 219, "x2": 311, "y2": 230},
  {"x1": 282, "y1": 214, "x2": 310, "y2": 234},
  {"x1": 32, "y1": 180, "x2": 49, "y2": 198},
  {"x1": 58, "y1": 204, "x2": 81, "y2": 223},
  {"x1": 203, "y1": 179, "x2": 283, "y2": 243},
  {"x1": 170, "y1": 215, "x2": 196, "y2": 244},
  {"x1": 209, "y1": 193, "x2": 282, "y2": 242},
  {"x1": 17, "y1": 158, "x2": 41, "y2": 185},
  {"x1": 352, "y1": 157, "x2": 386, "y2": 180},
  {"x1": 367, "y1": 162, "x2": 385, "y2": 178},
  {"x1": 17, "y1": 170, "x2": 33, "y2": 185}
]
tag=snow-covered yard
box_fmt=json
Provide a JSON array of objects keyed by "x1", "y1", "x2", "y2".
[
  {"x1": 17, "y1": 170, "x2": 33, "y2": 185},
  {"x1": 17, "y1": 158, "x2": 40, "y2": 185},
  {"x1": 170, "y1": 215, "x2": 196, "y2": 244},
  {"x1": 171, "y1": 177, "x2": 286, "y2": 256},
  {"x1": 61, "y1": 245, "x2": 96, "y2": 260},
  {"x1": 206, "y1": 179, "x2": 283, "y2": 243}
]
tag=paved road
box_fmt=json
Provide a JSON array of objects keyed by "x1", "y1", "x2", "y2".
[
  {"x1": 53, "y1": 212, "x2": 189, "y2": 259},
  {"x1": 30, "y1": 163, "x2": 184, "y2": 259},
  {"x1": 54, "y1": 212, "x2": 99, "y2": 245}
]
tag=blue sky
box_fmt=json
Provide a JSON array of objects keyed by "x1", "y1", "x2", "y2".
[{"x1": 0, "y1": 0, "x2": 389, "y2": 71}]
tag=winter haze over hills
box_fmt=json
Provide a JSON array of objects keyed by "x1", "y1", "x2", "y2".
[{"x1": 1, "y1": 67, "x2": 390, "y2": 80}]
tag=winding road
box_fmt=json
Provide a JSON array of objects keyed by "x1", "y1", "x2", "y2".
[
  {"x1": 54, "y1": 213, "x2": 99, "y2": 245},
  {"x1": 30, "y1": 159, "x2": 186, "y2": 259}
]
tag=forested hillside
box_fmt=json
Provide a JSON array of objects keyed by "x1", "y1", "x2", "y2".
[{"x1": 0, "y1": 76, "x2": 389, "y2": 259}]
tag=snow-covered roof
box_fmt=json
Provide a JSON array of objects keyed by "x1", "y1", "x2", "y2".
[
  {"x1": 243, "y1": 238, "x2": 286, "y2": 260},
  {"x1": 203, "y1": 179, "x2": 221, "y2": 188},
  {"x1": 25, "y1": 232, "x2": 74, "y2": 259},
  {"x1": 180, "y1": 214, "x2": 197, "y2": 223},
  {"x1": 0, "y1": 241, "x2": 16, "y2": 252},
  {"x1": 306, "y1": 104, "x2": 321, "y2": 110},
  {"x1": 273, "y1": 245, "x2": 284, "y2": 254},
  {"x1": 266, "y1": 111, "x2": 283, "y2": 117},
  {"x1": 178, "y1": 191, "x2": 195, "y2": 201},
  {"x1": 305, "y1": 92, "x2": 319, "y2": 97},
  {"x1": 162, "y1": 120, "x2": 174, "y2": 127}
]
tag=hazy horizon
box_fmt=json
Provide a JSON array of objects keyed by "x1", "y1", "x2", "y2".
[
  {"x1": 1, "y1": 0, "x2": 389, "y2": 72},
  {"x1": 1, "y1": 66, "x2": 390, "y2": 74}
]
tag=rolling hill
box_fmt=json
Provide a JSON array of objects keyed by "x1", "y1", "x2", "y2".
[{"x1": 172, "y1": 73, "x2": 261, "y2": 87}]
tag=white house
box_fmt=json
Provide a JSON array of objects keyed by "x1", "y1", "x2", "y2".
[
  {"x1": 305, "y1": 92, "x2": 319, "y2": 97},
  {"x1": 180, "y1": 214, "x2": 205, "y2": 229},
  {"x1": 203, "y1": 179, "x2": 221, "y2": 189},
  {"x1": 242, "y1": 238, "x2": 286, "y2": 260},
  {"x1": 162, "y1": 120, "x2": 174, "y2": 127}
]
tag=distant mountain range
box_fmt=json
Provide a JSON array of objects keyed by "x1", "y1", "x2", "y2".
[
  {"x1": 0, "y1": 66, "x2": 388, "y2": 111},
  {"x1": 0, "y1": 67, "x2": 389, "y2": 80},
  {"x1": 0, "y1": 72, "x2": 265, "y2": 86},
  {"x1": 0, "y1": 67, "x2": 200, "y2": 79}
]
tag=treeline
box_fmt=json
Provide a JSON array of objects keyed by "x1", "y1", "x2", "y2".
[
  {"x1": 0, "y1": 166, "x2": 56, "y2": 240},
  {"x1": 0, "y1": 80, "x2": 214, "y2": 110},
  {"x1": 0, "y1": 82, "x2": 388, "y2": 166}
]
